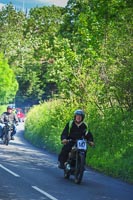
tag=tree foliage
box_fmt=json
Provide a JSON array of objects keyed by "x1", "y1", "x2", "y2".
[
  {"x1": 0, "y1": 1, "x2": 132, "y2": 110},
  {"x1": 0, "y1": 53, "x2": 18, "y2": 104},
  {"x1": 0, "y1": 4, "x2": 63, "y2": 105},
  {"x1": 46, "y1": 0, "x2": 133, "y2": 111}
]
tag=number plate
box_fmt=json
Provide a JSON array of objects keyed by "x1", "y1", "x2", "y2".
[{"x1": 77, "y1": 140, "x2": 87, "y2": 150}]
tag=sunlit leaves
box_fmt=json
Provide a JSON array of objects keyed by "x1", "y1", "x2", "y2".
[{"x1": 0, "y1": 53, "x2": 18, "y2": 104}]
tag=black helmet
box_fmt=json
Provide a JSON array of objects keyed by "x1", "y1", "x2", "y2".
[
  {"x1": 74, "y1": 109, "x2": 85, "y2": 121},
  {"x1": 7, "y1": 106, "x2": 12, "y2": 110}
]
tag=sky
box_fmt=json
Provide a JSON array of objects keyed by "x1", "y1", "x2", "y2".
[{"x1": 0, "y1": 0, "x2": 68, "y2": 10}]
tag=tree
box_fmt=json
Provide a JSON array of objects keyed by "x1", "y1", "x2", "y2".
[
  {"x1": 52, "y1": 0, "x2": 133, "y2": 111},
  {"x1": 0, "y1": 4, "x2": 63, "y2": 104},
  {"x1": 0, "y1": 53, "x2": 18, "y2": 104},
  {"x1": 0, "y1": 3, "x2": 26, "y2": 61}
]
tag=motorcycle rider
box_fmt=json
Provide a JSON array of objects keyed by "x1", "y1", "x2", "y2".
[
  {"x1": 58, "y1": 109, "x2": 94, "y2": 169},
  {"x1": 0, "y1": 106, "x2": 19, "y2": 140}
]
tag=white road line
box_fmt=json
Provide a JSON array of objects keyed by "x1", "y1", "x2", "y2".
[
  {"x1": 0, "y1": 164, "x2": 20, "y2": 177},
  {"x1": 32, "y1": 186, "x2": 58, "y2": 200}
]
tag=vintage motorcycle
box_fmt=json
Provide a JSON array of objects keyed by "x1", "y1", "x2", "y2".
[
  {"x1": 3, "y1": 122, "x2": 13, "y2": 145},
  {"x1": 64, "y1": 138, "x2": 88, "y2": 184}
]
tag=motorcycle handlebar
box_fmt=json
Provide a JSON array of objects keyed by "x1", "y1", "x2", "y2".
[
  {"x1": 4, "y1": 122, "x2": 13, "y2": 126},
  {"x1": 67, "y1": 139, "x2": 95, "y2": 147}
]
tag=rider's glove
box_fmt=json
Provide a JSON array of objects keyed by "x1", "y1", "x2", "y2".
[
  {"x1": 89, "y1": 141, "x2": 95, "y2": 147},
  {"x1": 61, "y1": 139, "x2": 68, "y2": 145}
]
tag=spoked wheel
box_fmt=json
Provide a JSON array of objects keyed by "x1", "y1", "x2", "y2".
[
  {"x1": 5, "y1": 138, "x2": 9, "y2": 145},
  {"x1": 74, "y1": 154, "x2": 85, "y2": 184},
  {"x1": 3, "y1": 132, "x2": 10, "y2": 146},
  {"x1": 3, "y1": 137, "x2": 9, "y2": 145}
]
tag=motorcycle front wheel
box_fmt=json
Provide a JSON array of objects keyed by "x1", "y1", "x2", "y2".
[
  {"x1": 74, "y1": 153, "x2": 85, "y2": 184},
  {"x1": 3, "y1": 131, "x2": 10, "y2": 145}
]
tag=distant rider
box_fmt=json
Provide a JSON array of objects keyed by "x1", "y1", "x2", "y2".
[
  {"x1": 0, "y1": 106, "x2": 19, "y2": 140},
  {"x1": 58, "y1": 109, "x2": 94, "y2": 169}
]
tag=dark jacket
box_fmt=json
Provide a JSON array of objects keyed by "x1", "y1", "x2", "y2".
[
  {"x1": 0, "y1": 112, "x2": 18, "y2": 125},
  {"x1": 61, "y1": 120, "x2": 93, "y2": 142}
]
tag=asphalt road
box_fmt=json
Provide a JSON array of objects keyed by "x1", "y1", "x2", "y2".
[{"x1": 0, "y1": 123, "x2": 132, "y2": 200}]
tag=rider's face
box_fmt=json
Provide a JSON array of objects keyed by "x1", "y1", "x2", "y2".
[
  {"x1": 75, "y1": 115, "x2": 82, "y2": 123},
  {"x1": 7, "y1": 109, "x2": 12, "y2": 113}
]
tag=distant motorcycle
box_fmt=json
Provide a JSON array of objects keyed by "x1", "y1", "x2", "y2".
[
  {"x1": 3, "y1": 123, "x2": 13, "y2": 145},
  {"x1": 64, "y1": 138, "x2": 88, "y2": 184}
]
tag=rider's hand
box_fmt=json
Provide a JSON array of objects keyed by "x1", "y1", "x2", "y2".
[
  {"x1": 89, "y1": 141, "x2": 95, "y2": 147},
  {"x1": 61, "y1": 139, "x2": 68, "y2": 145}
]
